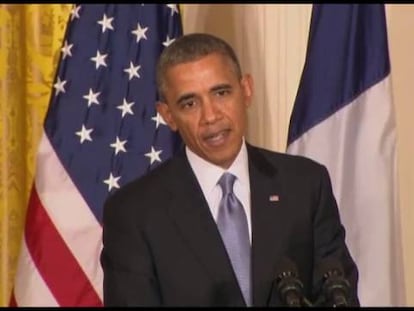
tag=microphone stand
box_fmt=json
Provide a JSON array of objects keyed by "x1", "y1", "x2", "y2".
[{"x1": 302, "y1": 297, "x2": 314, "y2": 307}]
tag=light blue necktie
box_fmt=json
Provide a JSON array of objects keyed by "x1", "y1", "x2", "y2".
[{"x1": 217, "y1": 172, "x2": 252, "y2": 306}]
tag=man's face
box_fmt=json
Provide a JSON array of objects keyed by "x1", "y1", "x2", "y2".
[{"x1": 157, "y1": 52, "x2": 253, "y2": 169}]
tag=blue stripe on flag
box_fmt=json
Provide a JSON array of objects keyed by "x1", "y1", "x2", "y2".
[{"x1": 287, "y1": 4, "x2": 390, "y2": 145}]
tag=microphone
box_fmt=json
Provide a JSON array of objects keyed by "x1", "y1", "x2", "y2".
[
  {"x1": 273, "y1": 257, "x2": 313, "y2": 307},
  {"x1": 317, "y1": 258, "x2": 351, "y2": 307}
]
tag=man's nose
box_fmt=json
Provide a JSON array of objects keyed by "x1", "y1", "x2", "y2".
[{"x1": 201, "y1": 100, "x2": 220, "y2": 124}]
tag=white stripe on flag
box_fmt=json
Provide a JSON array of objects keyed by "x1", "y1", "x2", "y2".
[
  {"x1": 34, "y1": 133, "x2": 104, "y2": 300},
  {"x1": 288, "y1": 77, "x2": 405, "y2": 305},
  {"x1": 14, "y1": 241, "x2": 59, "y2": 306}
]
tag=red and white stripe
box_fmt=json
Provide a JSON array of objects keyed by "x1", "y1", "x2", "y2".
[{"x1": 12, "y1": 133, "x2": 103, "y2": 306}]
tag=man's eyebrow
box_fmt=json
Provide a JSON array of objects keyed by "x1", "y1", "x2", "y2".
[
  {"x1": 210, "y1": 84, "x2": 232, "y2": 92},
  {"x1": 174, "y1": 84, "x2": 233, "y2": 106},
  {"x1": 176, "y1": 93, "x2": 196, "y2": 106}
]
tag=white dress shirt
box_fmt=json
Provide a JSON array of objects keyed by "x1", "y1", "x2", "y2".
[{"x1": 186, "y1": 140, "x2": 252, "y2": 243}]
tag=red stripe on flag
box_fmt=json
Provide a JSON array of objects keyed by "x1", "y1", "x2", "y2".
[
  {"x1": 24, "y1": 186, "x2": 102, "y2": 306},
  {"x1": 9, "y1": 290, "x2": 16, "y2": 307}
]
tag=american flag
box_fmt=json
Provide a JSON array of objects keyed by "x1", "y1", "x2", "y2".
[{"x1": 11, "y1": 4, "x2": 182, "y2": 306}]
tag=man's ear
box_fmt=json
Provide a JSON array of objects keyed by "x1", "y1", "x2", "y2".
[
  {"x1": 156, "y1": 101, "x2": 178, "y2": 131},
  {"x1": 241, "y1": 74, "x2": 253, "y2": 108}
]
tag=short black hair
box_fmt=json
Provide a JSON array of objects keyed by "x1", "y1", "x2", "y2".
[{"x1": 156, "y1": 33, "x2": 242, "y2": 101}]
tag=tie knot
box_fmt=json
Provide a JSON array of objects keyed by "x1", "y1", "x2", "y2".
[{"x1": 218, "y1": 172, "x2": 236, "y2": 195}]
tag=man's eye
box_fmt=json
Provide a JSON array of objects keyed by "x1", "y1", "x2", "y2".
[
  {"x1": 215, "y1": 89, "x2": 230, "y2": 97},
  {"x1": 180, "y1": 99, "x2": 196, "y2": 109}
]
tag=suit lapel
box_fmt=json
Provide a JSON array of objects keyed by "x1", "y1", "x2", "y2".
[
  {"x1": 163, "y1": 150, "x2": 245, "y2": 306},
  {"x1": 248, "y1": 145, "x2": 289, "y2": 306},
  {"x1": 162, "y1": 146, "x2": 287, "y2": 306}
]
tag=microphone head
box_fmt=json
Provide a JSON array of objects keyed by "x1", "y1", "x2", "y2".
[
  {"x1": 317, "y1": 257, "x2": 351, "y2": 307},
  {"x1": 318, "y1": 257, "x2": 344, "y2": 279},
  {"x1": 274, "y1": 257, "x2": 305, "y2": 306},
  {"x1": 275, "y1": 257, "x2": 299, "y2": 282}
]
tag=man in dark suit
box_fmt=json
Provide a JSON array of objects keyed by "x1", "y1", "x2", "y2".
[{"x1": 100, "y1": 33, "x2": 359, "y2": 307}]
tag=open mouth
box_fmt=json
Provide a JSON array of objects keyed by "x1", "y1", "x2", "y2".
[{"x1": 203, "y1": 129, "x2": 231, "y2": 147}]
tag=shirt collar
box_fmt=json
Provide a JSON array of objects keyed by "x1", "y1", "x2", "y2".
[{"x1": 186, "y1": 139, "x2": 249, "y2": 193}]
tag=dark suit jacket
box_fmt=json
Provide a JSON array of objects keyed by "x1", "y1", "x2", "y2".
[{"x1": 101, "y1": 143, "x2": 359, "y2": 307}]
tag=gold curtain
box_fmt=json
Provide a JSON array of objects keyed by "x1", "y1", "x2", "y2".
[{"x1": 0, "y1": 4, "x2": 72, "y2": 306}]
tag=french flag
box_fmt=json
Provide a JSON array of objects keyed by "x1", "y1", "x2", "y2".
[{"x1": 287, "y1": 4, "x2": 405, "y2": 306}]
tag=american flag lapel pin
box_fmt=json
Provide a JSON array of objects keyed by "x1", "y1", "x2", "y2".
[{"x1": 269, "y1": 194, "x2": 279, "y2": 202}]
